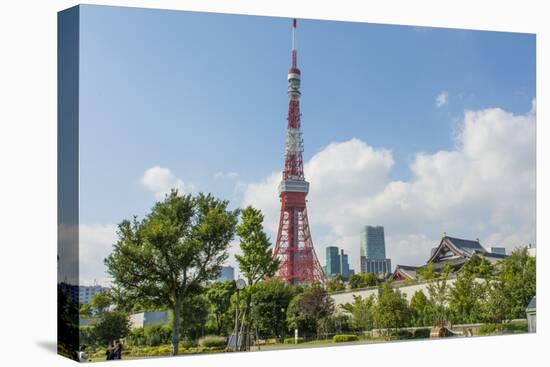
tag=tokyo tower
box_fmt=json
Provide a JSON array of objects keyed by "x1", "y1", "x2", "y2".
[{"x1": 273, "y1": 19, "x2": 327, "y2": 284}]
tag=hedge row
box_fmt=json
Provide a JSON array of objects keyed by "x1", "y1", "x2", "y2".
[{"x1": 333, "y1": 334, "x2": 359, "y2": 343}]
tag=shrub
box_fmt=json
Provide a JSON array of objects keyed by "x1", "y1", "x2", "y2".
[
  {"x1": 198, "y1": 335, "x2": 226, "y2": 348},
  {"x1": 478, "y1": 323, "x2": 498, "y2": 335},
  {"x1": 333, "y1": 334, "x2": 359, "y2": 343},
  {"x1": 144, "y1": 324, "x2": 172, "y2": 346},
  {"x1": 283, "y1": 337, "x2": 304, "y2": 344}
]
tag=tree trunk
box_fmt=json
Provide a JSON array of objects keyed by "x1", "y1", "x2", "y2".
[{"x1": 172, "y1": 296, "x2": 181, "y2": 356}]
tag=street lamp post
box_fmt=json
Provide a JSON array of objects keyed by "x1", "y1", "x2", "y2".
[{"x1": 234, "y1": 278, "x2": 246, "y2": 351}]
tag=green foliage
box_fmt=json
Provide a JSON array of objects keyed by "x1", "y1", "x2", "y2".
[
  {"x1": 283, "y1": 337, "x2": 304, "y2": 344},
  {"x1": 374, "y1": 283, "x2": 411, "y2": 333},
  {"x1": 409, "y1": 291, "x2": 435, "y2": 327},
  {"x1": 105, "y1": 191, "x2": 238, "y2": 354},
  {"x1": 348, "y1": 272, "x2": 380, "y2": 289},
  {"x1": 58, "y1": 287, "x2": 79, "y2": 359},
  {"x1": 235, "y1": 206, "x2": 280, "y2": 286},
  {"x1": 286, "y1": 283, "x2": 335, "y2": 338},
  {"x1": 483, "y1": 248, "x2": 536, "y2": 322},
  {"x1": 420, "y1": 263, "x2": 452, "y2": 325},
  {"x1": 448, "y1": 256, "x2": 488, "y2": 324},
  {"x1": 180, "y1": 293, "x2": 210, "y2": 341},
  {"x1": 90, "y1": 292, "x2": 112, "y2": 315},
  {"x1": 143, "y1": 324, "x2": 172, "y2": 346},
  {"x1": 79, "y1": 303, "x2": 94, "y2": 318},
  {"x1": 250, "y1": 279, "x2": 294, "y2": 338},
  {"x1": 205, "y1": 281, "x2": 236, "y2": 335},
  {"x1": 93, "y1": 311, "x2": 130, "y2": 345},
  {"x1": 342, "y1": 294, "x2": 376, "y2": 331},
  {"x1": 198, "y1": 335, "x2": 226, "y2": 348},
  {"x1": 327, "y1": 274, "x2": 346, "y2": 292},
  {"x1": 332, "y1": 334, "x2": 358, "y2": 343},
  {"x1": 318, "y1": 313, "x2": 352, "y2": 335}
]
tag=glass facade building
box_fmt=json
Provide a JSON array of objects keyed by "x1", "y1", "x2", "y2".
[
  {"x1": 360, "y1": 225, "x2": 392, "y2": 275},
  {"x1": 325, "y1": 246, "x2": 354, "y2": 279}
]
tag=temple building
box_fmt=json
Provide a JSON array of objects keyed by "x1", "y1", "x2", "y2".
[{"x1": 389, "y1": 235, "x2": 507, "y2": 282}]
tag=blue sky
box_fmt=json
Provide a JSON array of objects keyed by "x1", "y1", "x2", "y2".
[{"x1": 77, "y1": 5, "x2": 535, "y2": 283}]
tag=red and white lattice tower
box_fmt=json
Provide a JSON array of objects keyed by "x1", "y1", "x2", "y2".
[{"x1": 273, "y1": 19, "x2": 327, "y2": 285}]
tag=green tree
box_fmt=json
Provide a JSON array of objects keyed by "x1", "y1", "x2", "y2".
[
  {"x1": 79, "y1": 303, "x2": 93, "y2": 318},
  {"x1": 483, "y1": 247, "x2": 536, "y2": 321},
  {"x1": 341, "y1": 294, "x2": 376, "y2": 331},
  {"x1": 94, "y1": 311, "x2": 130, "y2": 345},
  {"x1": 250, "y1": 279, "x2": 294, "y2": 339},
  {"x1": 90, "y1": 292, "x2": 112, "y2": 315},
  {"x1": 105, "y1": 191, "x2": 238, "y2": 355},
  {"x1": 180, "y1": 292, "x2": 210, "y2": 341},
  {"x1": 409, "y1": 291, "x2": 434, "y2": 327},
  {"x1": 234, "y1": 206, "x2": 280, "y2": 346},
  {"x1": 327, "y1": 274, "x2": 346, "y2": 292},
  {"x1": 235, "y1": 206, "x2": 280, "y2": 286},
  {"x1": 373, "y1": 283, "x2": 410, "y2": 335},
  {"x1": 348, "y1": 272, "x2": 380, "y2": 289},
  {"x1": 448, "y1": 255, "x2": 491, "y2": 324},
  {"x1": 286, "y1": 284, "x2": 334, "y2": 339},
  {"x1": 205, "y1": 281, "x2": 236, "y2": 335},
  {"x1": 419, "y1": 263, "x2": 452, "y2": 326}
]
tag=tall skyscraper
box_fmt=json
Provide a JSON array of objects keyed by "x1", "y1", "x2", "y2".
[
  {"x1": 324, "y1": 246, "x2": 354, "y2": 279},
  {"x1": 325, "y1": 246, "x2": 341, "y2": 278},
  {"x1": 360, "y1": 225, "x2": 391, "y2": 275}
]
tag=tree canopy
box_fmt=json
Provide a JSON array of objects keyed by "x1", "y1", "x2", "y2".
[{"x1": 105, "y1": 191, "x2": 238, "y2": 354}]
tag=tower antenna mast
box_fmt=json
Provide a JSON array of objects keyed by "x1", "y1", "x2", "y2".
[{"x1": 273, "y1": 19, "x2": 326, "y2": 285}]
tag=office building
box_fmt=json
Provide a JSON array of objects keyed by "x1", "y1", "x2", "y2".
[
  {"x1": 325, "y1": 246, "x2": 354, "y2": 279},
  {"x1": 360, "y1": 225, "x2": 392, "y2": 275}
]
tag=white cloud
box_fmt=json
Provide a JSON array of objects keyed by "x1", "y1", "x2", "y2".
[
  {"x1": 215, "y1": 171, "x2": 239, "y2": 180},
  {"x1": 79, "y1": 224, "x2": 118, "y2": 286},
  {"x1": 240, "y1": 104, "x2": 536, "y2": 270},
  {"x1": 436, "y1": 91, "x2": 448, "y2": 107},
  {"x1": 140, "y1": 166, "x2": 194, "y2": 199}
]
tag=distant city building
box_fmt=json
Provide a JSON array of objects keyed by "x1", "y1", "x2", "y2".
[
  {"x1": 526, "y1": 296, "x2": 536, "y2": 333},
  {"x1": 489, "y1": 247, "x2": 506, "y2": 255},
  {"x1": 527, "y1": 243, "x2": 536, "y2": 257},
  {"x1": 324, "y1": 246, "x2": 354, "y2": 279},
  {"x1": 360, "y1": 225, "x2": 392, "y2": 275},
  {"x1": 78, "y1": 285, "x2": 109, "y2": 304},
  {"x1": 129, "y1": 311, "x2": 169, "y2": 329},
  {"x1": 218, "y1": 266, "x2": 235, "y2": 281}
]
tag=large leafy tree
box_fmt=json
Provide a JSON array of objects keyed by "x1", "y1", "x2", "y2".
[
  {"x1": 348, "y1": 272, "x2": 380, "y2": 289},
  {"x1": 409, "y1": 290, "x2": 434, "y2": 327},
  {"x1": 235, "y1": 206, "x2": 279, "y2": 286},
  {"x1": 373, "y1": 283, "x2": 410, "y2": 335},
  {"x1": 250, "y1": 279, "x2": 294, "y2": 339},
  {"x1": 419, "y1": 263, "x2": 452, "y2": 326},
  {"x1": 234, "y1": 206, "x2": 280, "y2": 346},
  {"x1": 483, "y1": 248, "x2": 536, "y2": 321},
  {"x1": 286, "y1": 284, "x2": 334, "y2": 338},
  {"x1": 105, "y1": 191, "x2": 238, "y2": 355},
  {"x1": 205, "y1": 281, "x2": 236, "y2": 335},
  {"x1": 448, "y1": 255, "x2": 492, "y2": 324},
  {"x1": 93, "y1": 311, "x2": 130, "y2": 345}
]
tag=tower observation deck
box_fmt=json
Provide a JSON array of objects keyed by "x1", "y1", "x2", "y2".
[{"x1": 272, "y1": 19, "x2": 326, "y2": 285}]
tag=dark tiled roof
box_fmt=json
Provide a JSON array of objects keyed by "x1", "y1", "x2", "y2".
[
  {"x1": 446, "y1": 236, "x2": 486, "y2": 252},
  {"x1": 398, "y1": 265, "x2": 421, "y2": 271}
]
